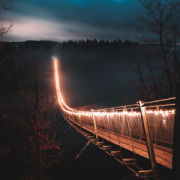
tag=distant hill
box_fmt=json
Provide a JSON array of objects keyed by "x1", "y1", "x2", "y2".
[
  {"x1": 61, "y1": 39, "x2": 139, "y2": 49},
  {"x1": 10, "y1": 40, "x2": 62, "y2": 49}
]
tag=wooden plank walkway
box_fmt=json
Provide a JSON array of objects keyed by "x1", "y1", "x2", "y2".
[{"x1": 82, "y1": 124, "x2": 173, "y2": 169}]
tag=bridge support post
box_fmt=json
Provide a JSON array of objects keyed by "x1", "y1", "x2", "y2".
[
  {"x1": 72, "y1": 113, "x2": 74, "y2": 122},
  {"x1": 112, "y1": 108, "x2": 116, "y2": 132},
  {"x1": 121, "y1": 106, "x2": 126, "y2": 135},
  {"x1": 173, "y1": 81, "x2": 180, "y2": 180},
  {"x1": 91, "y1": 109, "x2": 98, "y2": 140},
  {"x1": 139, "y1": 101, "x2": 158, "y2": 176},
  {"x1": 79, "y1": 112, "x2": 82, "y2": 128}
]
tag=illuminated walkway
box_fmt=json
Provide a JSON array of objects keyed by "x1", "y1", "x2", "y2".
[{"x1": 54, "y1": 59, "x2": 175, "y2": 178}]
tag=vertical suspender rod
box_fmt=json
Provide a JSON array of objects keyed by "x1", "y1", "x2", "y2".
[
  {"x1": 91, "y1": 109, "x2": 98, "y2": 140},
  {"x1": 139, "y1": 101, "x2": 158, "y2": 176}
]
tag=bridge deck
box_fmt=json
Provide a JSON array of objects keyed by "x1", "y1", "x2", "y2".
[{"x1": 82, "y1": 124, "x2": 173, "y2": 169}]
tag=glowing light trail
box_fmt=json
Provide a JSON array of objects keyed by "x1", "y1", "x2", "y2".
[
  {"x1": 54, "y1": 58, "x2": 176, "y2": 171},
  {"x1": 54, "y1": 58, "x2": 175, "y2": 118}
]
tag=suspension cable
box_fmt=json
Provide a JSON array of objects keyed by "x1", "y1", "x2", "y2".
[
  {"x1": 64, "y1": 140, "x2": 91, "y2": 174},
  {"x1": 145, "y1": 103, "x2": 175, "y2": 108},
  {"x1": 121, "y1": 174, "x2": 137, "y2": 180},
  {"x1": 143, "y1": 97, "x2": 175, "y2": 104}
]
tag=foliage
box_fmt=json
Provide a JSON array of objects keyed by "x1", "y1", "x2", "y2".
[{"x1": 0, "y1": 50, "x2": 65, "y2": 179}]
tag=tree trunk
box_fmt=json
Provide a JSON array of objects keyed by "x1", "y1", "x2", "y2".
[
  {"x1": 39, "y1": 144, "x2": 43, "y2": 180},
  {"x1": 146, "y1": 57, "x2": 158, "y2": 99},
  {"x1": 160, "y1": 34, "x2": 173, "y2": 97}
]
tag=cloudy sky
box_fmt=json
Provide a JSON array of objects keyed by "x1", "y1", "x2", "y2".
[{"x1": 1, "y1": 0, "x2": 147, "y2": 42}]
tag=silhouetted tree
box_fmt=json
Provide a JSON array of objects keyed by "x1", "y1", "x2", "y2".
[
  {"x1": 0, "y1": 0, "x2": 13, "y2": 66},
  {"x1": 93, "y1": 38, "x2": 98, "y2": 45},
  {"x1": 123, "y1": 40, "x2": 130, "y2": 45},
  {"x1": 112, "y1": 40, "x2": 118, "y2": 47},
  {"x1": 121, "y1": 0, "x2": 180, "y2": 104},
  {"x1": 5, "y1": 52, "x2": 65, "y2": 180},
  {"x1": 105, "y1": 40, "x2": 109, "y2": 47},
  {"x1": 44, "y1": 44, "x2": 50, "y2": 50},
  {"x1": 133, "y1": 0, "x2": 180, "y2": 97},
  {"x1": 19, "y1": 45, "x2": 23, "y2": 49},
  {"x1": 24, "y1": 45, "x2": 28, "y2": 49},
  {"x1": 61, "y1": 41, "x2": 66, "y2": 49},
  {"x1": 117, "y1": 39, "x2": 122, "y2": 46},
  {"x1": 61, "y1": 39, "x2": 138, "y2": 49},
  {"x1": 0, "y1": 1, "x2": 16, "y2": 178}
]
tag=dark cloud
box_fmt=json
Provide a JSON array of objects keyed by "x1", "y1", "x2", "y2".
[{"x1": 3, "y1": 0, "x2": 147, "y2": 42}]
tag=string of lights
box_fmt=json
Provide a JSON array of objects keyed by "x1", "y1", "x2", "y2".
[
  {"x1": 54, "y1": 58, "x2": 176, "y2": 171},
  {"x1": 54, "y1": 58, "x2": 176, "y2": 118}
]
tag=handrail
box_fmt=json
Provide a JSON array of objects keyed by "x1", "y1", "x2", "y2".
[{"x1": 54, "y1": 58, "x2": 176, "y2": 172}]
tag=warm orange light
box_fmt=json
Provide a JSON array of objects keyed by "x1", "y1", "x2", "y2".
[
  {"x1": 54, "y1": 59, "x2": 175, "y2": 119},
  {"x1": 54, "y1": 58, "x2": 76, "y2": 112}
]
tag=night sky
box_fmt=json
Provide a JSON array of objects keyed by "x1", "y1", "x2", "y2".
[{"x1": 2, "y1": 0, "x2": 147, "y2": 42}]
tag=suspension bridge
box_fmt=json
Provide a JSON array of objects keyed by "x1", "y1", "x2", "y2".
[{"x1": 54, "y1": 58, "x2": 178, "y2": 179}]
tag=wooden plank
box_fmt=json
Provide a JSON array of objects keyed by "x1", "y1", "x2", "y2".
[
  {"x1": 111, "y1": 151, "x2": 122, "y2": 156},
  {"x1": 66, "y1": 119, "x2": 173, "y2": 169},
  {"x1": 87, "y1": 136, "x2": 95, "y2": 139},
  {"x1": 96, "y1": 142, "x2": 105, "y2": 146},
  {"x1": 90, "y1": 138, "x2": 96, "y2": 143},
  {"x1": 102, "y1": 146, "x2": 111, "y2": 150},
  {"x1": 123, "y1": 158, "x2": 137, "y2": 165},
  {"x1": 83, "y1": 124, "x2": 173, "y2": 169}
]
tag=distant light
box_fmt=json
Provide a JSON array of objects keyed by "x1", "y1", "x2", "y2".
[{"x1": 52, "y1": 56, "x2": 55, "y2": 59}]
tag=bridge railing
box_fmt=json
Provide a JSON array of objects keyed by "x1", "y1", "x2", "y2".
[
  {"x1": 62, "y1": 97, "x2": 175, "y2": 151},
  {"x1": 62, "y1": 98, "x2": 175, "y2": 169},
  {"x1": 55, "y1": 58, "x2": 176, "y2": 171}
]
